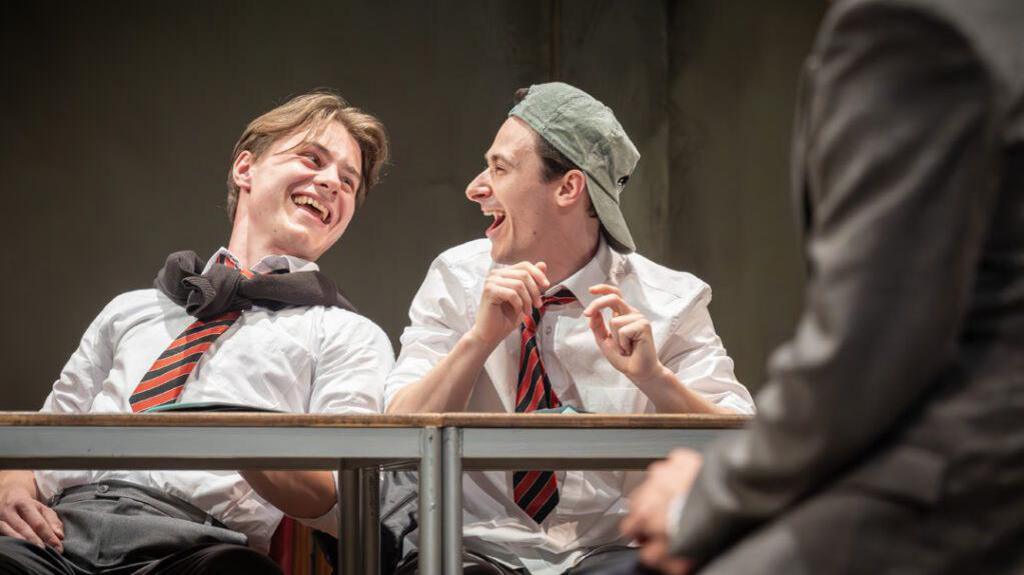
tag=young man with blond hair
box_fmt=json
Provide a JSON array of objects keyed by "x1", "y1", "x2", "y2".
[
  {"x1": 0, "y1": 91, "x2": 393, "y2": 574},
  {"x1": 386, "y1": 83, "x2": 753, "y2": 574}
]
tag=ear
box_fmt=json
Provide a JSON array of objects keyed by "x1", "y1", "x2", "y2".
[
  {"x1": 554, "y1": 169, "x2": 588, "y2": 208},
  {"x1": 232, "y1": 151, "x2": 254, "y2": 193}
]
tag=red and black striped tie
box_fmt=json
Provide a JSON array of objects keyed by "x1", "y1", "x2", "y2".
[
  {"x1": 513, "y1": 288, "x2": 576, "y2": 524},
  {"x1": 129, "y1": 254, "x2": 253, "y2": 412}
]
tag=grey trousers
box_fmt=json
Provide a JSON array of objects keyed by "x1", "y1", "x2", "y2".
[{"x1": 0, "y1": 481, "x2": 281, "y2": 575}]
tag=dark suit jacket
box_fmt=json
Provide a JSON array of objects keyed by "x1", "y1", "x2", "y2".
[{"x1": 671, "y1": 0, "x2": 1024, "y2": 572}]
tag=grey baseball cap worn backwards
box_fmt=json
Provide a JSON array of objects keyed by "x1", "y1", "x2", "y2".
[{"x1": 509, "y1": 82, "x2": 640, "y2": 253}]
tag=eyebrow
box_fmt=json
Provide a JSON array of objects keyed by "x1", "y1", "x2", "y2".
[
  {"x1": 285, "y1": 140, "x2": 362, "y2": 184},
  {"x1": 486, "y1": 152, "x2": 516, "y2": 167}
]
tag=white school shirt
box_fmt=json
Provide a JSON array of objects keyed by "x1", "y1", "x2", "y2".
[
  {"x1": 35, "y1": 248, "x2": 395, "y2": 551},
  {"x1": 385, "y1": 238, "x2": 754, "y2": 574}
]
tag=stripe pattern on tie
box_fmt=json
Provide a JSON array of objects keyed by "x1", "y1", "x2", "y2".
[
  {"x1": 513, "y1": 288, "x2": 576, "y2": 524},
  {"x1": 129, "y1": 254, "x2": 252, "y2": 413}
]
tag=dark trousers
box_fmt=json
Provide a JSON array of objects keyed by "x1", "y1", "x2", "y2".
[{"x1": 0, "y1": 481, "x2": 280, "y2": 575}]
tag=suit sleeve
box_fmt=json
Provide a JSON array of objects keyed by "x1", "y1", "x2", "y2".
[{"x1": 671, "y1": 2, "x2": 1000, "y2": 561}]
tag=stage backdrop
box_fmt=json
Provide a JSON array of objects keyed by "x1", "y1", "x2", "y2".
[{"x1": 0, "y1": 0, "x2": 824, "y2": 409}]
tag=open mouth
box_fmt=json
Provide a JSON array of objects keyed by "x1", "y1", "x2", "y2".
[
  {"x1": 292, "y1": 194, "x2": 331, "y2": 224},
  {"x1": 484, "y1": 209, "x2": 506, "y2": 236}
]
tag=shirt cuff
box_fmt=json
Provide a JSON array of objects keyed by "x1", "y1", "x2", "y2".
[
  {"x1": 293, "y1": 470, "x2": 340, "y2": 536},
  {"x1": 296, "y1": 501, "x2": 339, "y2": 536},
  {"x1": 665, "y1": 491, "x2": 689, "y2": 543}
]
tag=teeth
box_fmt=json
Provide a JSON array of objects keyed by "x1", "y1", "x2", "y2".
[
  {"x1": 293, "y1": 195, "x2": 329, "y2": 223},
  {"x1": 483, "y1": 210, "x2": 505, "y2": 218}
]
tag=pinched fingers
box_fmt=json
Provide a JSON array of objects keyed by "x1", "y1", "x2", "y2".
[
  {"x1": 588, "y1": 283, "x2": 624, "y2": 298},
  {"x1": 483, "y1": 278, "x2": 528, "y2": 319},
  {"x1": 584, "y1": 295, "x2": 630, "y2": 353},
  {"x1": 497, "y1": 276, "x2": 538, "y2": 317},
  {"x1": 587, "y1": 308, "x2": 610, "y2": 341},
  {"x1": 608, "y1": 313, "x2": 649, "y2": 355},
  {"x1": 583, "y1": 293, "x2": 634, "y2": 319},
  {"x1": 492, "y1": 268, "x2": 544, "y2": 308},
  {"x1": 586, "y1": 308, "x2": 628, "y2": 356},
  {"x1": 510, "y1": 261, "x2": 550, "y2": 292}
]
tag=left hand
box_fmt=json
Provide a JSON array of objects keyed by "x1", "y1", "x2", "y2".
[
  {"x1": 621, "y1": 449, "x2": 703, "y2": 575},
  {"x1": 583, "y1": 284, "x2": 664, "y2": 382}
]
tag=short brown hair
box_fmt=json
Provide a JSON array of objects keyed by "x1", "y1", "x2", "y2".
[
  {"x1": 226, "y1": 90, "x2": 389, "y2": 221},
  {"x1": 512, "y1": 87, "x2": 595, "y2": 217},
  {"x1": 513, "y1": 87, "x2": 581, "y2": 182}
]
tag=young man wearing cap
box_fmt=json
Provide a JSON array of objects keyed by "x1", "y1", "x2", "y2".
[
  {"x1": 385, "y1": 83, "x2": 754, "y2": 574},
  {"x1": 0, "y1": 91, "x2": 393, "y2": 574}
]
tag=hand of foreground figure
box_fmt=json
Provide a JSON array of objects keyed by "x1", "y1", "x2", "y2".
[{"x1": 622, "y1": 449, "x2": 702, "y2": 575}]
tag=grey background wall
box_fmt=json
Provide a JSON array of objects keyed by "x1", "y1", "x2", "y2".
[{"x1": 0, "y1": 1, "x2": 824, "y2": 410}]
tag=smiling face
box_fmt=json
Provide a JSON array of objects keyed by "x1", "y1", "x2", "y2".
[
  {"x1": 467, "y1": 117, "x2": 565, "y2": 264},
  {"x1": 231, "y1": 121, "x2": 362, "y2": 262}
]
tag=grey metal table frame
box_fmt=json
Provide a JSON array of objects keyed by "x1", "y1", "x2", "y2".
[
  {"x1": 438, "y1": 414, "x2": 749, "y2": 573},
  {"x1": 0, "y1": 413, "x2": 445, "y2": 575}
]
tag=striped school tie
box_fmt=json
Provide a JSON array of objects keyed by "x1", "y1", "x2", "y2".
[
  {"x1": 129, "y1": 254, "x2": 253, "y2": 412},
  {"x1": 513, "y1": 288, "x2": 576, "y2": 524}
]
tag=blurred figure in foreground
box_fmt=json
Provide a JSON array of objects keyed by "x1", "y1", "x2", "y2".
[{"x1": 622, "y1": 0, "x2": 1024, "y2": 573}]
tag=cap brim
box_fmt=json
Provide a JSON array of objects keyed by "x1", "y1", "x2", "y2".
[{"x1": 588, "y1": 178, "x2": 635, "y2": 253}]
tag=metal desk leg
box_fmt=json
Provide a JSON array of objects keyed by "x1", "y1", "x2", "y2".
[
  {"x1": 340, "y1": 465, "x2": 360, "y2": 575},
  {"x1": 418, "y1": 427, "x2": 441, "y2": 575},
  {"x1": 360, "y1": 466, "x2": 380, "y2": 575},
  {"x1": 443, "y1": 427, "x2": 463, "y2": 573}
]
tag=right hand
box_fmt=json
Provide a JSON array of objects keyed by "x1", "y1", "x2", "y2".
[
  {"x1": 468, "y1": 261, "x2": 550, "y2": 348},
  {"x1": 0, "y1": 484, "x2": 64, "y2": 552}
]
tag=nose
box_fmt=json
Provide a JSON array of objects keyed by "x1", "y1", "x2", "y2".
[
  {"x1": 465, "y1": 169, "x2": 492, "y2": 204},
  {"x1": 314, "y1": 170, "x2": 340, "y2": 197}
]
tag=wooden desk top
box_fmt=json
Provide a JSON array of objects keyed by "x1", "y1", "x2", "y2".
[
  {"x1": 439, "y1": 413, "x2": 749, "y2": 429},
  {"x1": 0, "y1": 412, "x2": 749, "y2": 429},
  {"x1": 0, "y1": 412, "x2": 443, "y2": 428}
]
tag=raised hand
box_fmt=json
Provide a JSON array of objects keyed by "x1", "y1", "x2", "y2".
[
  {"x1": 469, "y1": 262, "x2": 550, "y2": 348},
  {"x1": 583, "y1": 284, "x2": 663, "y2": 382}
]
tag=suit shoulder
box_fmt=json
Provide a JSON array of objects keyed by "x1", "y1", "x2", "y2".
[
  {"x1": 821, "y1": 0, "x2": 1020, "y2": 131},
  {"x1": 823, "y1": 0, "x2": 1014, "y2": 63}
]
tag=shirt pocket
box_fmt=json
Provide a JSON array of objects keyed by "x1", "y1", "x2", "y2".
[
  {"x1": 557, "y1": 330, "x2": 650, "y2": 414},
  {"x1": 211, "y1": 317, "x2": 315, "y2": 410},
  {"x1": 575, "y1": 374, "x2": 648, "y2": 414}
]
